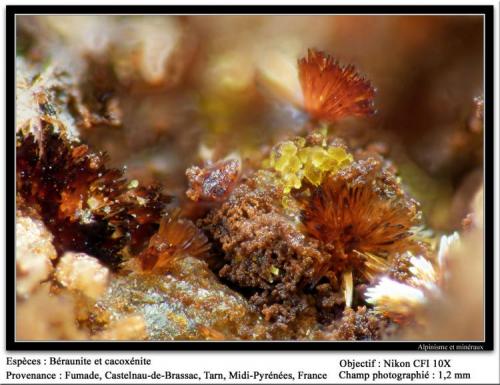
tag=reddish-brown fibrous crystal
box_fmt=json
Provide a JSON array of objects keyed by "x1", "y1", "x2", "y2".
[
  {"x1": 298, "y1": 49, "x2": 376, "y2": 123},
  {"x1": 16, "y1": 128, "x2": 171, "y2": 267},
  {"x1": 136, "y1": 213, "x2": 210, "y2": 272},
  {"x1": 301, "y1": 158, "x2": 420, "y2": 285}
]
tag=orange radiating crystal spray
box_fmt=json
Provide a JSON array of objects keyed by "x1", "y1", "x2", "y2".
[
  {"x1": 301, "y1": 159, "x2": 420, "y2": 301},
  {"x1": 298, "y1": 49, "x2": 376, "y2": 123},
  {"x1": 137, "y1": 212, "x2": 210, "y2": 273}
]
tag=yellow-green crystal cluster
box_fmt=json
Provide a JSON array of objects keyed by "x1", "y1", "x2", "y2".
[{"x1": 269, "y1": 137, "x2": 353, "y2": 194}]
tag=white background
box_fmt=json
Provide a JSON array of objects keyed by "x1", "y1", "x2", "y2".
[{"x1": 1, "y1": 0, "x2": 499, "y2": 384}]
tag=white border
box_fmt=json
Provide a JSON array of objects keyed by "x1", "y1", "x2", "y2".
[{"x1": 1, "y1": 1, "x2": 499, "y2": 384}]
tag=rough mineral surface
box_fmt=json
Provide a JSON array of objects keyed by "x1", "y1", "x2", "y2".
[
  {"x1": 91, "y1": 257, "x2": 268, "y2": 340},
  {"x1": 201, "y1": 171, "x2": 330, "y2": 332},
  {"x1": 55, "y1": 252, "x2": 110, "y2": 300},
  {"x1": 93, "y1": 315, "x2": 147, "y2": 341},
  {"x1": 313, "y1": 306, "x2": 395, "y2": 341},
  {"x1": 16, "y1": 211, "x2": 57, "y2": 298}
]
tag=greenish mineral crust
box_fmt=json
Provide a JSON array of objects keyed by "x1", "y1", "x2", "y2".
[{"x1": 91, "y1": 257, "x2": 268, "y2": 340}]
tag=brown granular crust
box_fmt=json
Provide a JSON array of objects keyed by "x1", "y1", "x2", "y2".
[
  {"x1": 16, "y1": 127, "x2": 172, "y2": 267},
  {"x1": 200, "y1": 172, "x2": 329, "y2": 326},
  {"x1": 312, "y1": 283, "x2": 347, "y2": 325},
  {"x1": 387, "y1": 253, "x2": 413, "y2": 283},
  {"x1": 328, "y1": 306, "x2": 394, "y2": 341}
]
